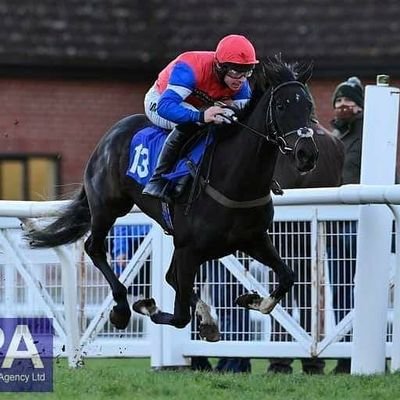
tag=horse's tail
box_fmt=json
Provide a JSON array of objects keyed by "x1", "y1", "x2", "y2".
[{"x1": 27, "y1": 187, "x2": 91, "y2": 248}]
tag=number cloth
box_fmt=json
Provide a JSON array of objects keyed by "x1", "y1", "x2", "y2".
[{"x1": 127, "y1": 125, "x2": 212, "y2": 186}]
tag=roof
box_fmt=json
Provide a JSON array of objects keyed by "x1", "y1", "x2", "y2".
[{"x1": 1, "y1": 0, "x2": 399, "y2": 78}]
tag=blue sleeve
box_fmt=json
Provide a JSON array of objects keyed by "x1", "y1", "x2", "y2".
[
  {"x1": 169, "y1": 61, "x2": 196, "y2": 89},
  {"x1": 157, "y1": 62, "x2": 204, "y2": 124}
]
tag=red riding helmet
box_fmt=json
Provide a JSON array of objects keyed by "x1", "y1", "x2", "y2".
[{"x1": 215, "y1": 34, "x2": 259, "y2": 65}]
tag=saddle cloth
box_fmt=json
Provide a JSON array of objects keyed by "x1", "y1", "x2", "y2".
[{"x1": 126, "y1": 125, "x2": 212, "y2": 186}]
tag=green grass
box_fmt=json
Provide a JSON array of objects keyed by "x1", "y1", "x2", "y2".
[{"x1": 2, "y1": 358, "x2": 400, "y2": 400}]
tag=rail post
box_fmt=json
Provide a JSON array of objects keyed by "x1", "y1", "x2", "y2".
[{"x1": 351, "y1": 80, "x2": 400, "y2": 374}]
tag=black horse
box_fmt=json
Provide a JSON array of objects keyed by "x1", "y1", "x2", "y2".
[{"x1": 26, "y1": 58, "x2": 318, "y2": 341}]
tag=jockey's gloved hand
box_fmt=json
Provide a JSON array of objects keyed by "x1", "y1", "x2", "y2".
[
  {"x1": 204, "y1": 105, "x2": 226, "y2": 124},
  {"x1": 204, "y1": 105, "x2": 237, "y2": 124},
  {"x1": 215, "y1": 107, "x2": 237, "y2": 124}
]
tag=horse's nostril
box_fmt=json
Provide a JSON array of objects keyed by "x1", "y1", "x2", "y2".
[
  {"x1": 296, "y1": 149, "x2": 307, "y2": 162},
  {"x1": 295, "y1": 149, "x2": 318, "y2": 173}
]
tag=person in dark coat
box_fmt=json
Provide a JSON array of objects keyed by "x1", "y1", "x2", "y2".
[{"x1": 331, "y1": 76, "x2": 364, "y2": 184}]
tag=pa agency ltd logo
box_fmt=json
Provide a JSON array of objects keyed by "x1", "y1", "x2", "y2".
[{"x1": 0, "y1": 318, "x2": 53, "y2": 392}]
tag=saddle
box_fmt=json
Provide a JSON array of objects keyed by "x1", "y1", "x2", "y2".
[{"x1": 127, "y1": 125, "x2": 212, "y2": 200}]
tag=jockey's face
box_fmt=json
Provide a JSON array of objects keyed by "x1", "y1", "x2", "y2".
[{"x1": 223, "y1": 73, "x2": 247, "y2": 91}]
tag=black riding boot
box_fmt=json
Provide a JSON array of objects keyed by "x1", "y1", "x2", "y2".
[{"x1": 142, "y1": 126, "x2": 192, "y2": 202}]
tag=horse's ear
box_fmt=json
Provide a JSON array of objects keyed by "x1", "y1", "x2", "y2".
[
  {"x1": 251, "y1": 61, "x2": 269, "y2": 92},
  {"x1": 263, "y1": 57, "x2": 281, "y2": 86},
  {"x1": 297, "y1": 62, "x2": 314, "y2": 84}
]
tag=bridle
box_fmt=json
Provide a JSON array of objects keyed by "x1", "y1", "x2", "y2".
[
  {"x1": 221, "y1": 81, "x2": 315, "y2": 155},
  {"x1": 199, "y1": 81, "x2": 316, "y2": 210},
  {"x1": 267, "y1": 81, "x2": 315, "y2": 154}
]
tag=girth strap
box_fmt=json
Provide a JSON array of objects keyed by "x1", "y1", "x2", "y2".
[{"x1": 200, "y1": 177, "x2": 271, "y2": 209}]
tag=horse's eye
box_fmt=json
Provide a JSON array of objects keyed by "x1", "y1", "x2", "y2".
[{"x1": 276, "y1": 102, "x2": 284, "y2": 111}]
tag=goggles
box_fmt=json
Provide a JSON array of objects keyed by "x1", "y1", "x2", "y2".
[{"x1": 226, "y1": 68, "x2": 253, "y2": 79}]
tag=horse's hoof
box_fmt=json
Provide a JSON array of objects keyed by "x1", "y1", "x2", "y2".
[
  {"x1": 259, "y1": 296, "x2": 278, "y2": 314},
  {"x1": 235, "y1": 292, "x2": 262, "y2": 309},
  {"x1": 199, "y1": 323, "x2": 220, "y2": 342},
  {"x1": 109, "y1": 307, "x2": 131, "y2": 329},
  {"x1": 132, "y1": 298, "x2": 157, "y2": 316}
]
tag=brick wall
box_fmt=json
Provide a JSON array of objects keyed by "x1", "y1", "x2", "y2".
[
  {"x1": 0, "y1": 76, "x2": 398, "y2": 197},
  {"x1": 0, "y1": 78, "x2": 150, "y2": 196}
]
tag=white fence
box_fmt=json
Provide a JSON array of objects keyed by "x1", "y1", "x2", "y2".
[{"x1": 0, "y1": 185, "x2": 399, "y2": 373}]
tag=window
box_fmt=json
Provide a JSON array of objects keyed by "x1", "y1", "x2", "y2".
[{"x1": 0, "y1": 155, "x2": 60, "y2": 200}]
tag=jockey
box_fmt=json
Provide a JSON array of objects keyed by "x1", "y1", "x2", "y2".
[{"x1": 142, "y1": 34, "x2": 259, "y2": 201}]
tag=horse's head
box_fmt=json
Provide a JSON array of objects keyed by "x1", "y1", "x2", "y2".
[{"x1": 253, "y1": 57, "x2": 319, "y2": 173}]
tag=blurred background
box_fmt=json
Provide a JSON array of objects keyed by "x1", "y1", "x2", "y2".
[{"x1": 0, "y1": 0, "x2": 398, "y2": 201}]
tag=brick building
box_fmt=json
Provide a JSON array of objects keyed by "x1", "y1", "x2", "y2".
[{"x1": 0, "y1": 0, "x2": 399, "y2": 199}]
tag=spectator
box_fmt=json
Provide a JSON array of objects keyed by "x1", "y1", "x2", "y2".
[
  {"x1": 331, "y1": 77, "x2": 364, "y2": 185},
  {"x1": 111, "y1": 224, "x2": 151, "y2": 298}
]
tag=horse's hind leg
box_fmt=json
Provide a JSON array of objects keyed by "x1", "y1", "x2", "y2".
[
  {"x1": 85, "y1": 210, "x2": 131, "y2": 329},
  {"x1": 237, "y1": 235, "x2": 296, "y2": 314}
]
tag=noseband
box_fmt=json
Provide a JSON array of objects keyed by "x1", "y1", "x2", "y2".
[{"x1": 227, "y1": 81, "x2": 315, "y2": 154}]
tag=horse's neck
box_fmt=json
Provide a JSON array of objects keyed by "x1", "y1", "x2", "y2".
[{"x1": 208, "y1": 96, "x2": 278, "y2": 199}]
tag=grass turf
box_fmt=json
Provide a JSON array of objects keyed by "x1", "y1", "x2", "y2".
[{"x1": 1, "y1": 358, "x2": 399, "y2": 400}]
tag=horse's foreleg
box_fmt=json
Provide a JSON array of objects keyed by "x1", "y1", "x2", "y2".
[
  {"x1": 165, "y1": 259, "x2": 219, "y2": 341},
  {"x1": 169, "y1": 249, "x2": 220, "y2": 340},
  {"x1": 166, "y1": 255, "x2": 199, "y2": 311},
  {"x1": 132, "y1": 296, "x2": 218, "y2": 336},
  {"x1": 133, "y1": 255, "x2": 184, "y2": 327},
  {"x1": 133, "y1": 254, "x2": 188, "y2": 327},
  {"x1": 194, "y1": 298, "x2": 220, "y2": 342},
  {"x1": 235, "y1": 291, "x2": 279, "y2": 314},
  {"x1": 133, "y1": 248, "x2": 219, "y2": 340},
  {"x1": 237, "y1": 236, "x2": 295, "y2": 314}
]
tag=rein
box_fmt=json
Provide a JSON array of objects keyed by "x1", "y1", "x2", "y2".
[{"x1": 218, "y1": 81, "x2": 314, "y2": 154}]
